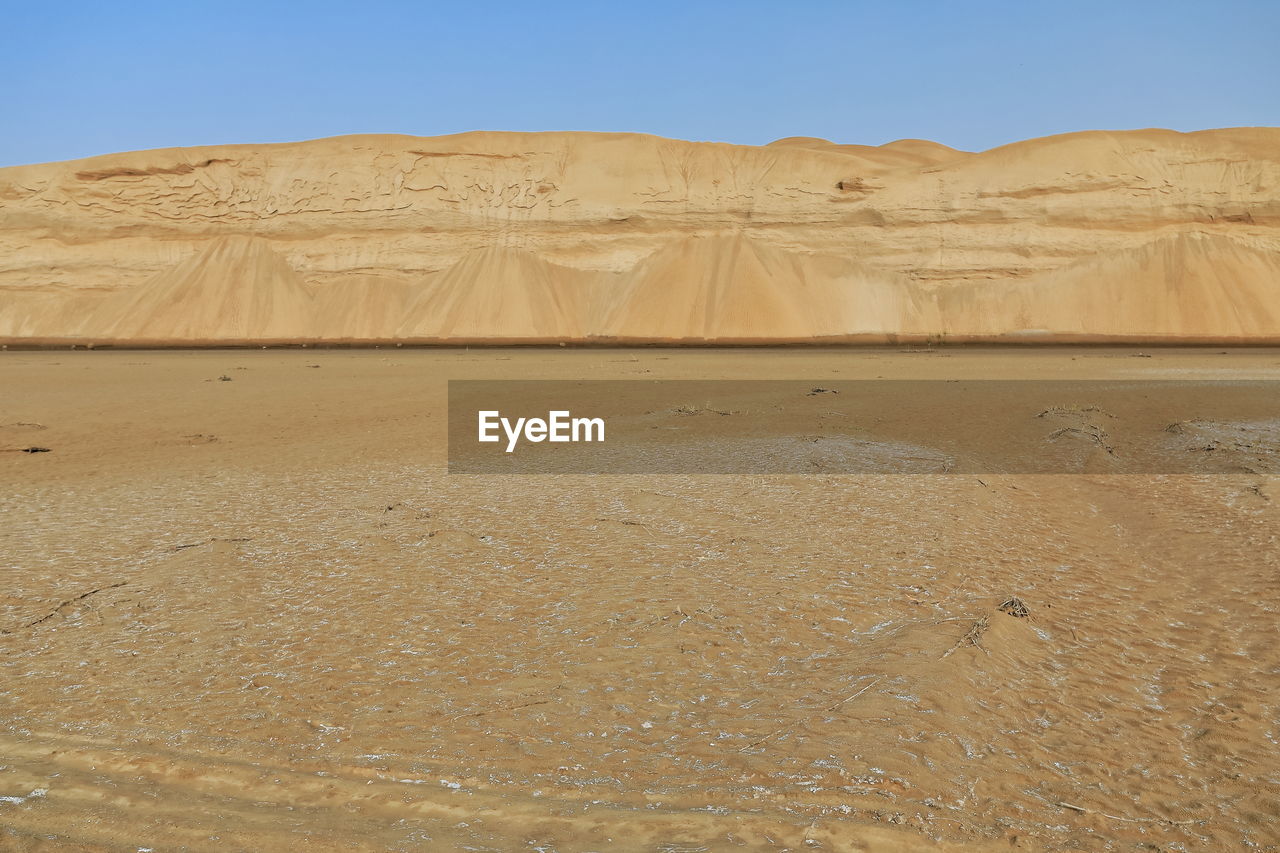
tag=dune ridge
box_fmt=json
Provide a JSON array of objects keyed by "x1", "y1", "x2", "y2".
[{"x1": 1, "y1": 127, "x2": 1278, "y2": 344}]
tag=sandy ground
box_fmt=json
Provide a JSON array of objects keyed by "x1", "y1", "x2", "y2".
[{"x1": 1, "y1": 348, "x2": 1278, "y2": 851}]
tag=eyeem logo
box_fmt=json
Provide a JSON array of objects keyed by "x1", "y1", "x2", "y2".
[{"x1": 478, "y1": 410, "x2": 605, "y2": 453}]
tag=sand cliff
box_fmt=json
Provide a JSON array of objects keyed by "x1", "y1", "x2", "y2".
[{"x1": 1, "y1": 128, "x2": 1277, "y2": 343}]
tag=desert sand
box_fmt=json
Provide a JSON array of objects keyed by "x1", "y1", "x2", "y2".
[
  {"x1": 2, "y1": 347, "x2": 1278, "y2": 850},
  {"x1": 2, "y1": 128, "x2": 1279, "y2": 344}
]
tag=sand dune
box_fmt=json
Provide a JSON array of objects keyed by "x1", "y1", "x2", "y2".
[
  {"x1": 399, "y1": 246, "x2": 599, "y2": 341},
  {"x1": 312, "y1": 274, "x2": 417, "y2": 340},
  {"x1": 597, "y1": 233, "x2": 933, "y2": 341},
  {"x1": 940, "y1": 231, "x2": 1280, "y2": 340},
  {"x1": 80, "y1": 235, "x2": 315, "y2": 342},
  {"x1": 1025, "y1": 231, "x2": 1280, "y2": 338},
  {"x1": 599, "y1": 233, "x2": 817, "y2": 340},
  {"x1": 765, "y1": 136, "x2": 970, "y2": 171},
  {"x1": 1, "y1": 127, "x2": 1277, "y2": 344},
  {"x1": 0, "y1": 289, "x2": 104, "y2": 339}
]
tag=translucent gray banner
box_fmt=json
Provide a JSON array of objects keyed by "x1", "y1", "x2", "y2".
[{"x1": 448, "y1": 380, "x2": 1280, "y2": 474}]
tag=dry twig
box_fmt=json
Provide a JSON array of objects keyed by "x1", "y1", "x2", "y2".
[{"x1": 942, "y1": 616, "x2": 990, "y2": 658}]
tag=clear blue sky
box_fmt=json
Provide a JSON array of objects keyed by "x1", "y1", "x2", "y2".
[{"x1": 3, "y1": 0, "x2": 1277, "y2": 167}]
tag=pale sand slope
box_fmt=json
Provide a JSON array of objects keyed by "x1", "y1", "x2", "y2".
[
  {"x1": 1, "y1": 349, "x2": 1277, "y2": 850},
  {"x1": 0, "y1": 127, "x2": 1278, "y2": 342},
  {"x1": 85, "y1": 235, "x2": 317, "y2": 341},
  {"x1": 939, "y1": 231, "x2": 1280, "y2": 339},
  {"x1": 396, "y1": 246, "x2": 601, "y2": 341},
  {"x1": 597, "y1": 233, "x2": 937, "y2": 341},
  {"x1": 312, "y1": 274, "x2": 416, "y2": 341}
]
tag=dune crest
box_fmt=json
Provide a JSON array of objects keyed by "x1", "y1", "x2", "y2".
[{"x1": 1, "y1": 127, "x2": 1278, "y2": 344}]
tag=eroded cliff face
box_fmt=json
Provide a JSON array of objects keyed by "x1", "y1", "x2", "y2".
[{"x1": 1, "y1": 128, "x2": 1277, "y2": 342}]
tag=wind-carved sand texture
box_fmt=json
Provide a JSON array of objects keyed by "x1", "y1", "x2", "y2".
[
  {"x1": 1, "y1": 128, "x2": 1279, "y2": 344},
  {"x1": 1, "y1": 348, "x2": 1278, "y2": 850}
]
